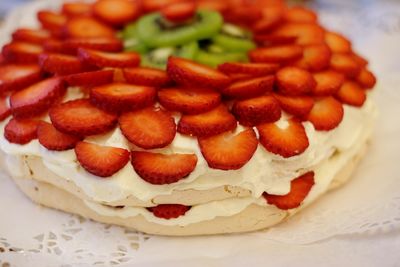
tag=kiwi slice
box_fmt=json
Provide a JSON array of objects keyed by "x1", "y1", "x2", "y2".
[
  {"x1": 195, "y1": 50, "x2": 247, "y2": 68},
  {"x1": 212, "y1": 23, "x2": 256, "y2": 52},
  {"x1": 136, "y1": 10, "x2": 223, "y2": 47},
  {"x1": 121, "y1": 23, "x2": 149, "y2": 53}
]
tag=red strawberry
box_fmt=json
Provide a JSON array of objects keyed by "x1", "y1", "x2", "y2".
[
  {"x1": 37, "y1": 121, "x2": 81, "y2": 151},
  {"x1": 0, "y1": 64, "x2": 41, "y2": 93},
  {"x1": 291, "y1": 44, "x2": 331, "y2": 71},
  {"x1": 270, "y1": 23, "x2": 325, "y2": 45},
  {"x1": 43, "y1": 39, "x2": 67, "y2": 54},
  {"x1": 64, "y1": 69, "x2": 114, "y2": 87},
  {"x1": 350, "y1": 53, "x2": 368, "y2": 67},
  {"x1": 178, "y1": 105, "x2": 237, "y2": 137},
  {"x1": 10, "y1": 77, "x2": 66, "y2": 118},
  {"x1": 257, "y1": 118, "x2": 309, "y2": 158},
  {"x1": 263, "y1": 171, "x2": 315, "y2": 210},
  {"x1": 113, "y1": 68, "x2": 126, "y2": 83},
  {"x1": 167, "y1": 57, "x2": 231, "y2": 90},
  {"x1": 75, "y1": 141, "x2": 130, "y2": 177},
  {"x1": 49, "y1": 99, "x2": 118, "y2": 136},
  {"x1": 148, "y1": 204, "x2": 191, "y2": 219},
  {"x1": 77, "y1": 48, "x2": 141, "y2": 68},
  {"x1": 330, "y1": 53, "x2": 361, "y2": 78},
  {"x1": 221, "y1": 75, "x2": 274, "y2": 99},
  {"x1": 198, "y1": 128, "x2": 258, "y2": 170},
  {"x1": 37, "y1": 11, "x2": 67, "y2": 33},
  {"x1": 325, "y1": 31, "x2": 352, "y2": 54},
  {"x1": 62, "y1": 2, "x2": 93, "y2": 17},
  {"x1": 39, "y1": 53, "x2": 90, "y2": 75},
  {"x1": 335, "y1": 80, "x2": 366, "y2": 107},
  {"x1": 252, "y1": 14, "x2": 283, "y2": 34},
  {"x1": 197, "y1": 0, "x2": 229, "y2": 14},
  {"x1": 119, "y1": 107, "x2": 176, "y2": 149},
  {"x1": 158, "y1": 86, "x2": 221, "y2": 114},
  {"x1": 93, "y1": 0, "x2": 142, "y2": 26},
  {"x1": 12, "y1": 28, "x2": 51, "y2": 45},
  {"x1": 283, "y1": 6, "x2": 317, "y2": 23},
  {"x1": 0, "y1": 96, "x2": 10, "y2": 121},
  {"x1": 249, "y1": 44, "x2": 303, "y2": 64},
  {"x1": 161, "y1": 1, "x2": 196, "y2": 23},
  {"x1": 2, "y1": 42, "x2": 43, "y2": 63},
  {"x1": 142, "y1": 0, "x2": 186, "y2": 12},
  {"x1": 356, "y1": 68, "x2": 377, "y2": 89},
  {"x1": 253, "y1": 34, "x2": 297, "y2": 46},
  {"x1": 4, "y1": 118, "x2": 39, "y2": 144},
  {"x1": 274, "y1": 94, "x2": 314, "y2": 117},
  {"x1": 123, "y1": 67, "x2": 171, "y2": 87},
  {"x1": 63, "y1": 37, "x2": 123, "y2": 53},
  {"x1": 63, "y1": 17, "x2": 115, "y2": 38},
  {"x1": 90, "y1": 83, "x2": 156, "y2": 113},
  {"x1": 312, "y1": 70, "x2": 345, "y2": 96},
  {"x1": 218, "y1": 62, "x2": 279, "y2": 76},
  {"x1": 307, "y1": 96, "x2": 344, "y2": 131},
  {"x1": 276, "y1": 67, "x2": 316, "y2": 96},
  {"x1": 131, "y1": 151, "x2": 197, "y2": 184},
  {"x1": 227, "y1": 73, "x2": 255, "y2": 82},
  {"x1": 232, "y1": 95, "x2": 281, "y2": 126}
]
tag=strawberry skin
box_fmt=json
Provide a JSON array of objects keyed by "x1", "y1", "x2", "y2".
[
  {"x1": 49, "y1": 99, "x2": 118, "y2": 136},
  {"x1": 307, "y1": 96, "x2": 344, "y2": 131},
  {"x1": 257, "y1": 118, "x2": 309, "y2": 158},
  {"x1": 263, "y1": 171, "x2": 315, "y2": 210},
  {"x1": 161, "y1": 1, "x2": 196, "y2": 23},
  {"x1": 123, "y1": 67, "x2": 171, "y2": 87},
  {"x1": 274, "y1": 94, "x2": 314, "y2": 117},
  {"x1": 90, "y1": 83, "x2": 156, "y2": 113},
  {"x1": 10, "y1": 77, "x2": 66, "y2": 118},
  {"x1": 325, "y1": 31, "x2": 352, "y2": 54},
  {"x1": 218, "y1": 62, "x2": 279, "y2": 76},
  {"x1": 63, "y1": 37, "x2": 123, "y2": 53},
  {"x1": 276, "y1": 66, "x2": 316, "y2": 96},
  {"x1": 64, "y1": 69, "x2": 114, "y2": 87},
  {"x1": 75, "y1": 141, "x2": 130, "y2": 177},
  {"x1": 131, "y1": 151, "x2": 197, "y2": 185},
  {"x1": 330, "y1": 53, "x2": 361, "y2": 78},
  {"x1": 0, "y1": 64, "x2": 41, "y2": 93},
  {"x1": 148, "y1": 204, "x2": 191, "y2": 219},
  {"x1": 62, "y1": 2, "x2": 93, "y2": 17},
  {"x1": 77, "y1": 48, "x2": 141, "y2": 68},
  {"x1": 270, "y1": 23, "x2": 325, "y2": 45},
  {"x1": 232, "y1": 95, "x2": 281, "y2": 126},
  {"x1": 93, "y1": 0, "x2": 142, "y2": 26},
  {"x1": 284, "y1": 6, "x2": 317, "y2": 23},
  {"x1": 63, "y1": 17, "x2": 115, "y2": 38},
  {"x1": 221, "y1": 75, "x2": 274, "y2": 99},
  {"x1": 119, "y1": 107, "x2": 176, "y2": 149},
  {"x1": 292, "y1": 44, "x2": 331, "y2": 71},
  {"x1": 198, "y1": 128, "x2": 258, "y2": 170},
  {"x1": 335, "y1": 80, "x2": 366, "y2": 107},
  {"x1": 2, "y1": 42, "x2": 43, "y2": 63},
  {"x1": 12, "y1": 28, "x2": 51, "y2": 45},
  {"x1": 178, "y1": 105, "x2": 237, "y2": 137},
  {"x1": 4, "y1": 118, "x2": 39, "y2": 144},
  {"x1": 39, "y1": 53, "x2": 90, "y2": 75},
  {"x1": 312, "y1": 70, "x2": 345, "y2": 96},
  {"x1": 37, "y1": 121, "x2": 81, "y2": 151},
  {"x1": 37, "y1": 10, "x2": 67, "y2": 33},
  {"x1": 167, "y1": 57, "x2": 231, "y2": 90},
  {"x1": 356, "y1": 68, "x2": 376, "y2": 89},
  {"x1": 158, "y1": 86, "x2": 221, "y2": 114},
  {"x1": 249, "y1": 44, "x2": 303, "y2": 63},
  {"x1": 0, "y1": 96, "x2": 11, "y2": 122}
]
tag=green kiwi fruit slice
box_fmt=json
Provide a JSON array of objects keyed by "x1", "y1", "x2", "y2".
[
  {"x1": 195, "y1": 50, "x2": 247, "y2": 68},
  {"x1": 121, "y1": 23, "x2": 149, "y2": 53},
  {"x1": 136, "y1": 10, "x2": 223, "y2": 47},
  {"x1": 212, "y1": 23, "x2": 256, "y2": 52}
]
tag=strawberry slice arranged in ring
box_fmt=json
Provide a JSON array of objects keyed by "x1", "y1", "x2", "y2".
[
  {"x1": 37, "y1": 10, "x2": 67, "y2": 33},
  {"x1": 63, "y1": 37, "x2": 123, "y2": 53},
  {"x1": 161, "y1": 1, "x2": 196, "y2": 23},
  {"x1": 62, "y1": 2, "x2": 93, "y2": 17},
  {"x1": 312, "y1": 70, "x2": 345, "y2": 96},
  {"x1": 0, "y1": 64, "x2": 41, "y2": 93},
  {"x1": 2, "y1": 42, "x2": 44, "y2": 63},
  {"x1": 307, "y1": 96, "x2": 344, "y2": 131},
  {"x1": 274, "y1": 94, "x2": 314, "y2": 117},
  {"x1": 283, "y1": 7, "x2": 318, "y2": 23},
  {"x1": 39, "y1": 53, "x2": 91, "y2": 75},
  {"x1": 93, "y1": 0, "x2": 142, "y2": 26},
  {"x1": 63, "y1": 17, "x2": 115, "y2": 38},
  {"x1": 12, "y1": 28, "x2": 51, "y2": 45},
  {"x1": 123, "y1": 67, "x2": 171, "y2": 87},
  {"x1": 221, "y1": 75, "x2": 275, "y2": 99},
  {"x1": 148, "y1": 204, "x2": 191, "y2": 219},
  {"x1": 330, "y1": 53, "x2": 361, "y2": 78},
  {"x1": 249, "y1": 44, "x2": 303, "y2": 64},
  {"x1": 218, "y1": 62, "x2": 279, "y2": 76},
  {"x1": 325, "y1": 31, "x2": 352, "y2": 54},
  {"x1": 276, "y1": 66, "x2": 316, "y2": 96},
  {"x1": 37, "y1": 121, "x2": 81, "y2": 151},
  {"x1": 335, "y1": 80, "x2": 366, "y2": 107},
  {"x1": 356, "y1": 68, "x2": 377, "y2": 89},
  {"x1": 64, "y1": 69, "x2": 114, "y2": 87},
  {"x1": 4, "y1": 118, "x2": 39, "y2": 144},
  {"x1": 77, "y1": 48, "x2": 141, "y2": 68},
  {"x1": 291, "y1": 44, "x2": 331, "y2": 71}
]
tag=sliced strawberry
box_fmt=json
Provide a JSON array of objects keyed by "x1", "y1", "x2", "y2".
[
  {"x1": 253, "y1": 34, "x2": 297, "y2": 46},
  {"x1": 77, "y1": 48, "x2": 141, "y2": 68},
  {"x1": 62, "y1": 2, "x2": 93, "y2": 17},
  {"x1": 64, "y1": 69, "x2": 114, "y2": 87},
  {"x1": 148, "y1": 204, "x2": 191, "y2": 219},
  {"x1": 167, "y1": 57, "x2": 231, "y2": 90},
  {"x1": 249, "y1": 45, "x2": 303, "y2": 64},
  {"x1": 10, "y1": 78, "x2": 66, "y2": 118},
  {"x1": 307, "y1": 96, "x2": 344, "y2": 131},
  {"x1": 123, "y1": 67, "x2": 171, "y2": 87},
  {"x1": 292, "y1": 44, "x2": 331, "y2": 71},
  {"x1": 225, "y1": 4, "x2": 263, "y2": 26},
  {"x1": 131, "y1": 151, "x2": 197, "y2": 184},
  {"x1": 49, "y1": 99, "x2": 117, "y2": 136},
  {"x1": 158, "y1": 86, "x2": 220, "y2": 114},
  {"x1": 222, "y1": 76, "x2": 274, "y2": 99},
  {"x1": 274, "y1": 94, "x2": 314, "y2": 117},
  {"x1": 356, "y1": 68, "x2": 377, "y2": 89},
  {"x1": 90, "y1": 83, "x2": 156, "y2": 113},
  {"x1": 232, "y1": 95, "x2": 281, "y2": 126},
  {"x1": 2, "y1": 42, "x2": 43, "y2": 63},
  {"x1": 350, "y1": 52, "x2": 368, "y2": 67},
  {"x1": 251, "y1": 14, "x2": 283, "y2": 34},
  {"x1": 93, "y1": 0, "x2": 142, "y2": 26},
  {"x1": 142, "y1": 0, "x2": 186, "y2": 12},
  {"x1": 335, "y1": 80, "x2": 366, "y2": 107},
  {"x1": 43, "y1": 39, "x2": 68, "y2": 54},
  {"x1": 325, "y1": 31, "x2": 352, "y2": 54},
  {"x1": 161, "y1": 1, "x2": 196, "y2": 23},
  {"x1": 178, "y1": 105, "x2": 237, "y2": 136},
  {"x1": 39, "y1": 53, "x2": 90, "y2": 75},
  {"x1": 276, "y1": 67, "x2": 316, "y2": 96},
  {"x1": 330, "y1": 53, "x2": 361, "y2": 78},
  {"x1": 12, "y1": 28, "x2": 51, "y2": 45},
  {"x1": 284, "y1": 6, "x2": 317, "y2": 23},
  {"x1": 0, "y1": 96, "x2": 11, "y2": 121},
  {"x1": 312, "y1": 70, "x2": 344, "y2": 96},
  {"x1": 196, "y1": 0, "x2": 229, "y2": 14},
  {"x1": 4, "y1": 118, "x2": 39, "y2": 144},
  {"x1": 119, "y1": 107, "x2": 176, "y2": 149},
  {"x1": 63, "y1": 37, "x2": 123, "y2": 53},
  {"x1": 0, "y1": 64, "x2": 41, "y2": 93},
  {"x1": 198, "y1": 128, "x2": 258, "y2": 170},
  {"x1": 113, "y1": 68, "x2": 126, "y2": 83},
  {"x1": 63, "y1": 17, "x2": 115, "y2": 38},
  {"x1": 37, "y1": 11, "x2": 67, "y2": 33},
  {"x1": 37, "y1": 121, "x2": 81, "y2": 151},
  {"x1": 218, "y1": 62, "x2": 279, "y2": 76},
  {"x1": 257, "y1": 118, "x2": 309, "y2": 158},
  {"x1": 270, "y1": 23, "x2": 325, "y2": 45},
  {"x1": 263, "y1": 171, "x2": 315, "y2": 210},
  {"x1": 75, "y1": 141, "x2": 130, "y2": 177},
  {"x1": 227, "y1": 73, "x2": 255, "y2": 82}
]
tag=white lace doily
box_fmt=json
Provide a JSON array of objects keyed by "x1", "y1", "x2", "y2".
[{"x1": 1, "y1": 0, "x2": 400, "y2": 266}]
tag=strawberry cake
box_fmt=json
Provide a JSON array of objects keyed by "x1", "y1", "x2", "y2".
[{"x1": 0, "y1": 0, "x2": 377, "y2": 235}]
